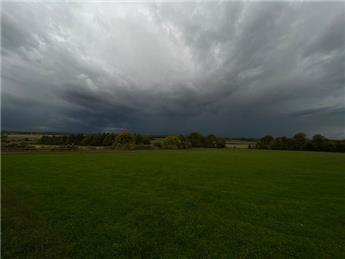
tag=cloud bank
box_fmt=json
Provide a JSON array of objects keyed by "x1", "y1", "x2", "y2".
[{"x1": 2, "y1": 2, "x2": 344, "y2": 137}]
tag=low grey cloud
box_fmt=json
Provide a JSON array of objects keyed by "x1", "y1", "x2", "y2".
[{"x1": 1, "y1": 2, "x2": 344, "y2": 138}]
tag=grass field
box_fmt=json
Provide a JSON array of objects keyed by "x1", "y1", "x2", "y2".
[{"x1": 2, "y1": 149, "x2": 345, "y2": 258}]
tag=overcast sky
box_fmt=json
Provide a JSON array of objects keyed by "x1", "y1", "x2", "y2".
[{"x1": 2, "y1": 2, "x2": 344, "y2": 138}]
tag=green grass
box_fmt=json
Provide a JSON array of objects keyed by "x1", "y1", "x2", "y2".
[{"x1": 2, "y1": 149, "x2": 345, "y2": 258}]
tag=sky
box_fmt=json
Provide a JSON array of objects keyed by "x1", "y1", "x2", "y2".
[{"x1": 1, "y1": 1, "x2": 344, "y2": 138}]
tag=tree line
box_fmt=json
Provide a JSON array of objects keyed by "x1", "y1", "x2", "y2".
[
  {"x1": 255, "y1": 133, "x2": 345, "y2": 152},
  {"x1": 39, "y1": 132, "x2": 226, "y2": 150}
]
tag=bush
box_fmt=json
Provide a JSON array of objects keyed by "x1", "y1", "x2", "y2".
[
  {"x1": 188, "y1": 132, "x2": 205, "y2": 147},
  {"x1": 216, "y1": 137, "x2": 226, "y2": 148},
  {"x1": 102, "y1": 134, "x2": 116, "y2": 146},
  {"x1": 163, "y1": 136, "x2": 181, "y2": 147},
  {"x1": 205, "y1": 135, "x2": 218, "y2": 148},
  {"x1": 255, "y1": 133, "x2": 345, "y2": 152},
  {"x1": 152, "y1": 141, "x2": 163, "y2": 149},
  {"x1": 37, "y1": 132, "x2": 235, "y2": 150},
  {"x1": 114, "y1": 132, "x2": 135, "y2": 145}
]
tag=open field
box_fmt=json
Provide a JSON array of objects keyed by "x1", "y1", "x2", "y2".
[
  {"x1": 226, "y1": 140, "x2": 257, "y2": 149},
  {"x1": 2, "y1": 149, "x2": 345, "y2": 258},
  {"x1": 3, "y1": 133, "x2": 45, "y2": 141}
]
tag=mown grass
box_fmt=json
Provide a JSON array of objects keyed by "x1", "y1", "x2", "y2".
[{"x1": 2, "y1": 149, "x2": 345, "y2": 258}]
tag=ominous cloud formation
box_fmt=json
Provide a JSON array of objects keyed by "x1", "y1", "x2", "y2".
[{"x1": 1, "y1": 2, "x2": 344, "y2": 137}]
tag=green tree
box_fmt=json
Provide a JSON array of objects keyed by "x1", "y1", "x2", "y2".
[
  {"x1": 102, "y1": 134, "x2": 115, "y2": 146},
  {"x1": 272, "y1": 136, "x2": 288, "y2": 150},
  {"x1": 114, "y1": 132, "x2": 135, "y2": 144},
  {"x1": 262, "y1": 135, "x2": 274, "y2": 144},
  {"x1": 188, "y1": 132, "x2": 205, "y2": 147},
  {"x1": 134, "y1": 134, "x2": 145, "y2": 144},
  {"x1": 81, "y1": 135, "x2": 93, "y2": 146},
  {"x1": 90, "y1": 134, "x2": 104, "y2": 146},
  {"x1": 205, "y1": 135, "x2": 218, "y2": 148},
  {"x1": 312, "y1": 134, "x2": 327, "y2": 151},
  {"x1": 216, "y1": 137, "x2": 226, "y2": 148},
  {"x1": 163, "y1": 136, "x2": 182, "y2": 149},
  {"x1": 256, "y1": 135, "x2": 274, "y2": 149},
  {"x1": 293, "y1": 132, "x2": 307, "y2": 150},
  {"x1": 113, "y1": 132, "x2": 135, "y2": 149},
  {"x1": 178, "y1": 135, "x2": 192, "y2": 149},
  {"x1": 74, "y1": 134, "x2": 84, "y2": 145}
]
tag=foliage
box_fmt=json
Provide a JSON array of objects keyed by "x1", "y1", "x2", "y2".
[
  {"x1": 134, "y1": 133, "x2": 150, "y2": 145},
  {"x1": 256, "y1": 133, "x2": 345, "y2": 152},
  {"x1": 162, "y1": 136, "x2": 182, "y2": 149},
  {"x1": 38, "y1": 132, "x2": 227, "y2": 149},
  {"x1": 188, "y1": 132, "x2": 205, "y2": 147},
  {"x1": 102, "y1": 134, "x2": 116, "y2": 146},
  {"x1": 177, "y1": 135, "x2": 192, "y2": 149},
  {"x1": 111, "y1": 132, "x2": 154, "y2": 150},
  {"x1": 114, "y1": 132, "x2": 135, "y2": 145},
  {"x1": 186, "y1": 132, "x2": 225, "y2": 148}
]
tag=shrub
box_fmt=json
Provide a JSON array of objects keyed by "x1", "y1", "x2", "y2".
[
  {"x1": 102, "y1": 134, "x2": 116, "y2": 146},
  {"x1": 216, "y1": 137, "x2": 226, "y2": 148},
  {"x1": 188, "y1": 132, "x2": 205, "y2": 147},
  {"x1": 163, "y1": 136, "x2": 182, "y2": 149},
  {"x1": 205, "y1": 135, "x2": 218, "y2": 148},
  {"x1": 114, "y1": 132, "x2": 135, "y2": 145}
]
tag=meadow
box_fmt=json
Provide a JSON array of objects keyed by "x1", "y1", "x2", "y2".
[{"x1": 2, "y1": 149, "x2": 345, "y2": 258}]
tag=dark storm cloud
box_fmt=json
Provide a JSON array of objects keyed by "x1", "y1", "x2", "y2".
[
  {"x1": 289, "y1": 106, "x2": 345, "y2": 118},
  {"x1": 1, "y1": 2, "x2": 344, "y2": 138}
]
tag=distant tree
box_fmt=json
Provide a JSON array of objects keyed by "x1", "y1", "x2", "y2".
[
  {"x1": 67, "y1": 134, "x2": 76, "y2": 145},
  {"x1": 325, "y1": 141, "x2": 336, "y2": 152},
  {"x1": 73, "y1": 134, "x2": 84, "y2": 145},
  {"x1": 1, "y1": 135, "x2": 10, "y2": 144},
  {"x1": 178, "y1": 135, "x2": 192, "y2": 149},
  {"x1": 188, "y1": 132, "x2": 205, "y2": 147},
  {"x1": 293, "y1": 132, "x2": 307, "y2": 150},
  {"x1": 40, "y1": 136, "x2": 48, "y2": 144},
  {"x1": 254, "y1": 132, "x2": 345, "y2": 153},
  {"x1": 102, "y1": 134, "x2": 116, "y2": 146},
  {"x1": 271, "y1": 136, "x2": 287, "y2": 150},
  {"x1": 312, "y1": 134, "x2": 327, "y2": 151},
  {"x1": 89, "y1": 134, "x2": 104, "y2": 146},
  {"x1": 163, "y1": 136, "x2": 182, "y2": 149},
  {"x1": 62, "y1": 136, "x2": 68, "y2": 145},
  {"x1": 81, "y1": 135, "x2": 94, "y2": 146},
  {"x1": 205, "y1": 135, "x2": 218, "y2": 148},
  {"x1": 134, "y1": 134, "x2": 145, "y2": 144},
  {"x1": 335, "y1": 140, "x2": 345, "y2": 152},
  {"x1": 114, "y1": 132, "x2": 135, "y2": 145},
  {"x1": 152, "y1": 140, "x2": 163, "y2": 149},
  {"x1": 37, "y1": 131, "x2": 344, "y2": 153},
  {"x1": 261, "y1": 135, "x2": 274, "y2": 145},
  {"x1": 256, "y1": 135, "x2": 274, "y2": 149},
  {"x1": 142, "y1": 136, "x2": 151, "y2": 145},
  {"x1": 216, "y1": 137, "x2": 226, "y2": 148}
]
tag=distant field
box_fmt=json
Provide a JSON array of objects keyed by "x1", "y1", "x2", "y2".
[
  {"x1": 4, "y1": 134, "x2": 45, "y2": 141},
  {"x1": 226, "y1": 140, "x2": 256, "y2": 149},
  {"x1": 2, "y1": 149, "x2": 345, "y2": 258}
]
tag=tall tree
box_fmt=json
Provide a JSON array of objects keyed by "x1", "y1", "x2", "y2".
[{"x1": 188, "y1": 132, "x2": 205, "y2": 147}]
